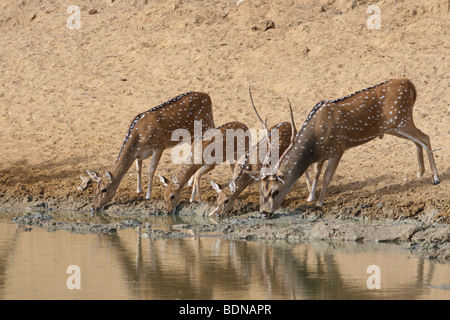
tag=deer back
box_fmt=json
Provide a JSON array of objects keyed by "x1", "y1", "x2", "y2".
[
  {"x1": 119, "y1": 92, "x2": 214, "y2": 156},
  {"x1": 188, "y1": 121, "x2": 251, "y2": 166},
  {"x1": 282, "y1": 78, "x2": 417, "y2": 172}
]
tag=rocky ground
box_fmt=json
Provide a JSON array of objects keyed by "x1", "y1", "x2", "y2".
[{"x1": 4, "y1": 194, "x2": 449, "y2": 261}]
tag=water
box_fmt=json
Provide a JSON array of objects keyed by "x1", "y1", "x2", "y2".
[{"x1": 0, "y1": 216, "x2": 449, "y2": 300}]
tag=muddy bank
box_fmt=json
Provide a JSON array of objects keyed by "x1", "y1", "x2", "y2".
[{"x1": 5, "y1": 197, "x2": 449, "y2": 262}]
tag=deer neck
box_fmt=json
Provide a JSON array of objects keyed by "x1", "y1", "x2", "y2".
[
  {"x1": 177, "y1": 164, "x2": 202, "y2": 189},
  {"x1": 111, "y1": 140, "x2": 139, "y2": 186},
  {"x1": 276, "y1": 131, "x2": 317, "y2": 189},
  {"x1": 234, "y1": 173, "x2": 254, "y2": 196}
]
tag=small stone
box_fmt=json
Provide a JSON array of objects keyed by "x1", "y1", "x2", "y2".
[{"x1": 264, "y1": 20, "x2": 275, "y2": 31}]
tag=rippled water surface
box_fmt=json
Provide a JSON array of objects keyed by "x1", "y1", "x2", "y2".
[{"x1": 0, "y1": 216, "x2": 449, "y2": 300}]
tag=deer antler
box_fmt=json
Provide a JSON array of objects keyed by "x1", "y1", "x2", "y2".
[
  {"x1": 271, "y1": 94, "x2": 297, "y2": 173},
  {"x1": 248, "y1": 84, "x2": 274, "y2": 171},
  {"x1": 286, "y1": 94, "x2": 297, "y2": 137},
  {"x1": 248, "y1": 84, "x2": 271, "y2": 144}
]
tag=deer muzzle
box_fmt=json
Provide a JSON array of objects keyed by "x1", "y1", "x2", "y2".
[{"x1": 260, "y1": 211, "x2": 272, "y2": 219}]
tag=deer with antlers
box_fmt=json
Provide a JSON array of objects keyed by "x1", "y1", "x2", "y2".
[
  {"x1": 210, "y1": 91, "x2": 315, "y2": 216},
  {"x1": 210, "y1": 121, "x2": 306, "y2": 216},
  {"x1": 251, "y1": 78, "x2": 440, "y2": 218},
  {"x1": 87, "y1": 91, "x2": 215, "y2": 212},
  {"x1": 159, "y1": 121, "x2": 250, "y2": 214}
]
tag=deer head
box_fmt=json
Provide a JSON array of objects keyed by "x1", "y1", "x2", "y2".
[
  {"x1": 248, "y1": 85, "x2": 297, "y2": 219},
  {"x1": 210, "y1": 180, "x2": 237, "y2": 216},
  {"x1": 86, "y1": 170, "x2": 119, "y2": 212},
  {"x1": 159, "y1": 174, "x2": 182, "y2": 214},
  {"x1": 258, "y1": 172, "x2": 290, "y2": 219}
]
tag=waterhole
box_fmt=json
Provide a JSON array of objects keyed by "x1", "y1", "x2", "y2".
[{"x1": 0, "y1": 213, "x2": 448, "y2": 300}]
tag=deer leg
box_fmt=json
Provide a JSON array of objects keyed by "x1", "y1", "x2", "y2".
[
  {"x1": 393, "y1": 125, "x2": 440, "y2": 184},
  {"x1": 388, "y1": 131, "x2": 425, "y2": 178},
  {"x1": 414, "y1": 143, "x2": 426, "y2": 178},
  {"x1": 189, "y1": 171, "x2": 200, "y2": 203},
  {"x1": 190, "y1": 164, "x2": 215, "y2": 203},
  {"x1": 307, "y1": 160, "x2": 325, "y2": 203},
  {"x1": 317, "y1": 154, "x2": 342, "y2": 207},
  {"x1": 146, "y1": 149, "x2": 163, "y2": 200},
  {"x1": 136, "y1": 159, "x2": 143, "y2": 194},
  {"x1": 304, "y1": 168, "x2": 312, "y2": 192}
]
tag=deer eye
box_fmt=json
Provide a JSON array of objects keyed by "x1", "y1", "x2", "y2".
[
  {"x1": 272, "y1": 190, "x2": 279, "y2": 198},
  {"x1": 101, "y1": 188, "x2": 107, "y2": 193},
  {"x1": 224, "y1": 199, "x2": 229, "y2": 205},
  {"x1": 170, "y1": 195, "x2": 175, "y2": 201}
]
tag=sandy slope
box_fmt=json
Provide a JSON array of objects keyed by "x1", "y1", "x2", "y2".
[{"x1": 0, "y1": 0, "x2": 448, "y2": 221}]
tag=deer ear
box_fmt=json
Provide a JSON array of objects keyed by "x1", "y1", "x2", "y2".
[
  {"x1": 105, "y1": 170, "x2": 113, "y2": 181},
  {"x1": 159, "y1": 174, "x2": 169, "y2": 187},
  {"x1": 210, "y1": 180, "x2": 221, "y2": 193},
  {"x1": 229, "y1": 180, "x2": 236, "y2": 194},
  {"x1": 86, "y1": 170, "x2": 100, "y2": 183}
]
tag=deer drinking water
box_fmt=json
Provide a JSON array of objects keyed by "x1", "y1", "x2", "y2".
[
  {"x1": 210, "y1": 122, "x2": 295, "y2": 216},
  {"x1": 210, "y1": 90, "x2": 315, "y2": 216},
  {"x1": 254, "y1": 78, "x2": 440, "y2": 218},
  {"x1": 87, "y1": 92, "x2": 215, "y2": 212},
  {"x1": 159, "y1": 121, "x2": 250, "y2": 214}
]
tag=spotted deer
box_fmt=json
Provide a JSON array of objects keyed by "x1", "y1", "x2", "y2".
[
  {"x1": 210, "y1": 122, "x2": 296, "y2": 216},
  {"x1": 210, "y1": 90, "x2": 315, "y2": 217},
  {"x1": 87, "y1": 92, "x2": 215, "y2": 212},
  {"x1": 159, "y1": 121, "x2": 250, "y2": 214},
  {"x1": 254, "y1": 78, "x2": 440, "y2": 218}
]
